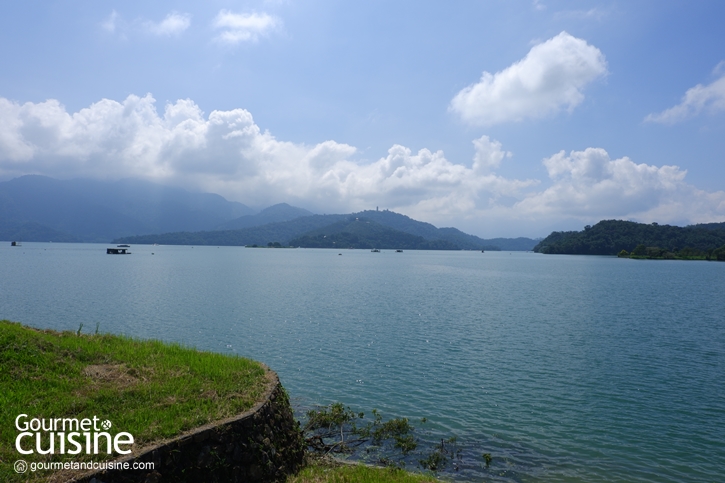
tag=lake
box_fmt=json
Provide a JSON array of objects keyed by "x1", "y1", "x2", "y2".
[{"x1": 1, "y1": 242, "x2": 723, "y2": 482}]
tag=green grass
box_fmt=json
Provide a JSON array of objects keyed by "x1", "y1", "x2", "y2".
[
  {"x1": 286, "y1": 463, "x2": 441, "y2": 483},
  {"x1": 0, "y1": 320, "x2": 269, "y2": 482}
]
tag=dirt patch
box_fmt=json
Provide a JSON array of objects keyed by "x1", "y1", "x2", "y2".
[{"x1": 83, "y1": 364, "x2": 138, "y2": 387}]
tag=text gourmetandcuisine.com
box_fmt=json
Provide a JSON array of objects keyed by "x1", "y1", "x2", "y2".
[
  {"x1": 14, "y1": 414, "x2": 134, "y2": 455},
  {"x1": 21, "y1": 460, "x2": 154, "y2": 473}
]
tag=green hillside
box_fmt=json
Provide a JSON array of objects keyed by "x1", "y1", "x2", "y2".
[
  {"x1": 348, "y1": 210, "x2": 531, "y2": 250},
  {"x1": 534, "y1": 220, "x2": 725, "y2": 257}
]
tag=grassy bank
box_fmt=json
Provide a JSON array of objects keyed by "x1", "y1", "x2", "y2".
[
  {"x1": 287, "y1": 463, "x2": 439, "y2": 483},
  {"x1": 1, "y1": 321, "x2": 444, "y2": 483},
  {"x1": 0, "y1": 320, "x2": 269, "y2": 482}
]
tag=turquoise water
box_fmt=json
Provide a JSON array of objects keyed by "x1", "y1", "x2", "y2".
[{"x1": 1, "y1": 242, "x2": 723, "y2": 482}]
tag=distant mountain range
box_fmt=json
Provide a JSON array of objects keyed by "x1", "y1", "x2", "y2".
[
  {"x1": 0, "y1": 175, "x2": 539, "y2": 250},
  {"x1": 0, "y1": 175, "x2": 254, "y2": 242},
  {"x1": 114, "y1": 209, "x2": 538, "y2": 251}
]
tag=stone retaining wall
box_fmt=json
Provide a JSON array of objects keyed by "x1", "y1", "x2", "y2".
[{"x1": 69, "y1": 370, "x2": 305, "y2": 483}]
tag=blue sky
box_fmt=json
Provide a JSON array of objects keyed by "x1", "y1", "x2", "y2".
[{"x1": 1, "y1": 1, "x2": 724, "y2": 237}]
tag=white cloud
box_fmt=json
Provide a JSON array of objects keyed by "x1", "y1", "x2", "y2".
[
  {"x1": 450, "y1": 32, "x2": 607, "y2": 126},
  {"x1": 472, "y1": 135, "x2": 511, "y2": 173},
  {"x1": 0, "y1": 95, "x2": 722, "y2": 236},
  {"x1": 212, "y1": 11, "x2": 280, "y2": 44},
  {"x1": 514, "y1": 148, "x2": 725, "y2": 225},
  {"x1": 713, "y1": 61, "x2": 725, "y2": 77},
  {"x1": 0, "y1": 94, "x2": 536, "y2": 217},
  {"x1": 145, "y1": 12, "x2": 191, "y2": 37},
  {"x1": 645, "y1": 72, "x2": 725, "y2": 124}
]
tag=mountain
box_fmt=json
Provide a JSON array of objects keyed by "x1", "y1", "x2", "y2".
[
  {"x1": 0, "y1": 175, "x2": 253, "y2": 242},
  {"x1": 347, "y1": 210, "x2": 536, "y2": 250},
  {"x1": 533, "y1": 220, "x2": 725, "y2": 255},
  {"x1": 114, "y1": 209, "x2": 537, "y2": 251},
  {"x1": 0, "y1": 220, "x2": 80, "y2": 243},
  {"x1": 113, "y1": 214, "x2": 348, "y2": 246},
  {"x1": 216, "y1": 203, "x2": 313, "y2": 230},
  {"x1": 288, "y1": 217, "x2": 459, "y2": 250},
  {"x1": 1, "y1": 175, "x2": 539, "y2": 248}
]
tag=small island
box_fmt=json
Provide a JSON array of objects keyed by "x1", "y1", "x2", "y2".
[{"x1": 245, "y1": 241, "x2": 296, "y2": 248}]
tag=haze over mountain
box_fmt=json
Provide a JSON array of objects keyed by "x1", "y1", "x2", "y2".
[
  {"x1": 216, "y1": 203, "x2": 313, "y2": 230},
  {"x1": 0, "y1": 175, "x2": 253, "y2": 242},
  {"x1": 0, "y1": 175, "x2": 538, "y2": 249}
]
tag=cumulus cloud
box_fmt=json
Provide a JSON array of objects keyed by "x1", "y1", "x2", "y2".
[
  {"x1": 145, "y1": 12, "x2": 191, "y2": 36},
  {"x1": 0, "y1": 95, "x2": 535, "y2": 214},
  {"x1": 0, "y1": 95, "x2": 722, "y2": 235},
  {"x1": 450, "y1": 32, "x2": 607, "y2": 126},
  {"x1": 472, "y1": 135, "x2": 511, "y2": 173},
  {"x1": 514, "y1": 148, "x2": 725, "y2": 224},
  {"x1": 212, "y1": 10, "x2": 280, "y2": 44},
  {"x1": 645, "y1": 71, "x2": 725, "y2": 124}
]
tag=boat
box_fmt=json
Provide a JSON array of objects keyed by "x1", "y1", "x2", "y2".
[
  {"x1": 117, "y1": 244, "x2": 131, "y2": 248},
  {"x1": 11, "y1": 241, "x2": 22, "y2": 247},
  {"x1": 481, "y1": 249, "x2": 485, "y2": 253},
  {"x1": 396, "y1": 249, "x2": 403, "y2": 253},
  {"x1": 107, "y1": 247, "x2": 131, "y2": 254},
  {"x1": 371, "y1": 249, "x2": 380, "y2": 253}
]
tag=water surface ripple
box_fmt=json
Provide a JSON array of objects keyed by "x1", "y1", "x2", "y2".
[{"x1": 1, "y1": 243, "x2": 723, "y2": 482}]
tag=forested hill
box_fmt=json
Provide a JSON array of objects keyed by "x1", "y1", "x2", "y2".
[
  {"x1": 345, "y1": 210, "x2": 536, "y2": 250},
  {"x1": 533, "y1": 220, "x2": 725, "y2": 255},
  {"x1": 287, "y1": 217, "x2": 495, "y2": 250}
]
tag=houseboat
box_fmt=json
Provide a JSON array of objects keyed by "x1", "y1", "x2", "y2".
[{"x1": 107, "y1": 247, "x2": 131, "y2": 254}]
